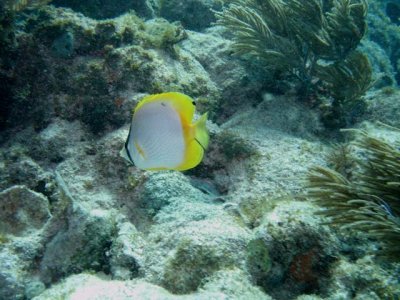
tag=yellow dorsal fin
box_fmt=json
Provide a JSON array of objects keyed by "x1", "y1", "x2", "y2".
[{"x1": 134, "y1": 92, "x2": 195, "y2": 124}]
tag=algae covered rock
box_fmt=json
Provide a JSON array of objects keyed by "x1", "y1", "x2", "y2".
[
  {"x1": 328, "y1": 255, "x2": 400, "y2": 299},
  {"x1": 1, "y1": 4, "x2": 222, "y2": 133},
  {"x1": 364, "y1": 88, "x2": 400, "y2": 127},
  {"x1": 140, "y1": 171, "x2": 204, "y2": 213},
  {"x1": 109, "y1": 220, "x2": 146, "y2": 280},
  {"x1": 246, "y1": 201, "x2": 339, "y2": 299},
  {"x1": 0, "y1": 185, "x2": 51, "y2": 300},
  {"x1": 0, "y1": 152, "x2": 56, "y2": 200},
  {"x1": 202, "y1": 268, "x2": 272, "y2": 300},
  {"x1": 146, "y1": 206, "x2": 251, "y2": 294},
  {"x1": 39, "y1": 204, "x2": 117, "y2": 283},
  {"x1": 0, "y1": 237, "x2": 46, "y2": 299},
  {"x1": 137, "y1": 170, "x2": 253, "y2": 294},
  {"x1": 52, "y1": 0, "x2": 155, "y2": 19},
  {"x1": 0, "y1": 249, "x2": 26, "y2": 300},
  {"x1": 368, "y1": 1, "x2": 400, "y2": 85},
  {"x1": 0, "y1": 185, "x2": 51, "y2": 236},
  {"x1": 181, "y1": 29, "x2": 265, "y2": 121},
  {"x1": 360, "y1": 40, "x2": 397, "y2": 88},
  {"x1": 161, "y1": 228, "x2": 243, "y2": 294},
  {"x1": 159, "y1": 0, "x2": 224, "y2": 31}
]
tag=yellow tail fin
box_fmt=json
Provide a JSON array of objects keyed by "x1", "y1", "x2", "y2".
[{"x1": 194, "y1": 112, "x2": 209, "y2": 150}]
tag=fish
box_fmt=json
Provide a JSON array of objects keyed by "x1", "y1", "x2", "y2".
[{"x1": 120, "y1": 92, "x2": 209, "y2": 171}]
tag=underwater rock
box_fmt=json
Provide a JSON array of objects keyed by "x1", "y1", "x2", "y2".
[
  {"x1": 0, "y1": 238, "x2": 46, "y2": 299},
  {"x1": 140, "y1": 171, "x2": 204, "y2": 213},
  {"x1": 386, "y1": 2, "x2": 400, "y2": 25},
  {"x1": 158, "y1": 0, "x2": 223, "y2": 31},
  {"x1": 1, "y1": 5, "x2": 222, "y2": 133},
  {"x1": 109, "y1": 220, "x2": 146, "y2": 280},
  {"x1": 256, "y1": 93, "x2": 323, "y2": 138},
  {"x1": 0, "y1": 185, "x2": 51, "y2": 237},
  {"x1": 329, "y1": 256, "x2": 400, "y2": 299},
  {"x1": 25, "y1": 279, "x2": 46, "y2": 299},
  {"x1": 144, "y1": 18, "x2": 187, "y2": 49},
  {"x1": 0, "y1": 7, "x2": 135, "y2": 132},
  {"x1": 202, "y1": 268, "x2": 271, "y2": 300},
  {"x1": 33, "y1": 273, "x2": 229, "y2": 299},
  {"x1": 94, "y1": 127, "x2": 134, "y2": 184},
  {"x1": 0, "y1": 249, "x2": 25, "y2": 300},
  {"x1": 368, "y1": 2, "x2": 400, "y2": 85},
  {"x1": 0, "y1": 151, "x2": 56, "y2": 197},
  {"x1": 159, "y1": 217, "x2": 250, "y2": 294},
  {"x1": 205, "y1": 97, "x2": 327, "y2": 202},
  {"x1": 0, "y1": 185, "x2": 51, "y2": 300},
  {"x1": 29, "y1": 119, "x2": 85, "y2": 164},
  {"x1": 51, "y1": 31, "x2": 74, "y2": 58},
  {"x1": 52, "y1": 0, "x2": 155, "y2": 19},
  {"x1": 248, "y1": 201, "x2": 338, "y2": 299},
  {"x1": 364, "y1": 88, "x2": 400, "y2": 127},
  {"x1": 181, "y1": 29, "x2": 265, "y2": 121},
  {"x1": 143, "y1": 194, "x2": 251, "y2": 294},
  {"x1": 39, "y1": 204, "x2": 117, "y2": 284},
  {"x1": 360, "y1": 40, "x2": 396, "y2": 88}
]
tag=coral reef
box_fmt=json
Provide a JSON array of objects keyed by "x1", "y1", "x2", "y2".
[
  {"x1": 0, "y1": 1, "x2": 399, "y2": 299},
  {"x1": 0, "y1": 5, "x2": 220, "y2": 133}
]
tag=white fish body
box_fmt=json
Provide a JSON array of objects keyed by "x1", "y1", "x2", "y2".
[{"x1": 121, "y1": 92, "x2": 209, "y2": 171}]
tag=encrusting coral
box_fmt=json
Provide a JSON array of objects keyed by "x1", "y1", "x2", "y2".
[
  {"x1": 307, "y1": 126, "x2": 400, "y2": 259},
  {"x1": 216, "y1": 0, "x2": 372, "y2": 129}
]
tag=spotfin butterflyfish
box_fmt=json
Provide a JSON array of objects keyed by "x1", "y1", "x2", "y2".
[{"x1": 120, "y1": 92, "x2": 209, "y2": 171}]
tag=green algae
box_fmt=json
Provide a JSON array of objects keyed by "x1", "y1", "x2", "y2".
[
  {"x1": 239, "y1": 196, "x2": 282, "y2": 228},
  {"x1": 143, "y1": 18, "x2": 186, "y2": 50},
  {"x1": 246, "y1": 238, "x2": 271, "y2": 275},
  {"x1": 216, "y1": 130, "x2": 260, "y2": 160},
  {"x1": 0, "y1": 233, "x2": 11, "y2": 246}
]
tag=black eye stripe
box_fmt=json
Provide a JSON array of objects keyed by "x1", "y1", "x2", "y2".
[{"x1": 124, "y1": 125, "x2": 135, "y2": 165}]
